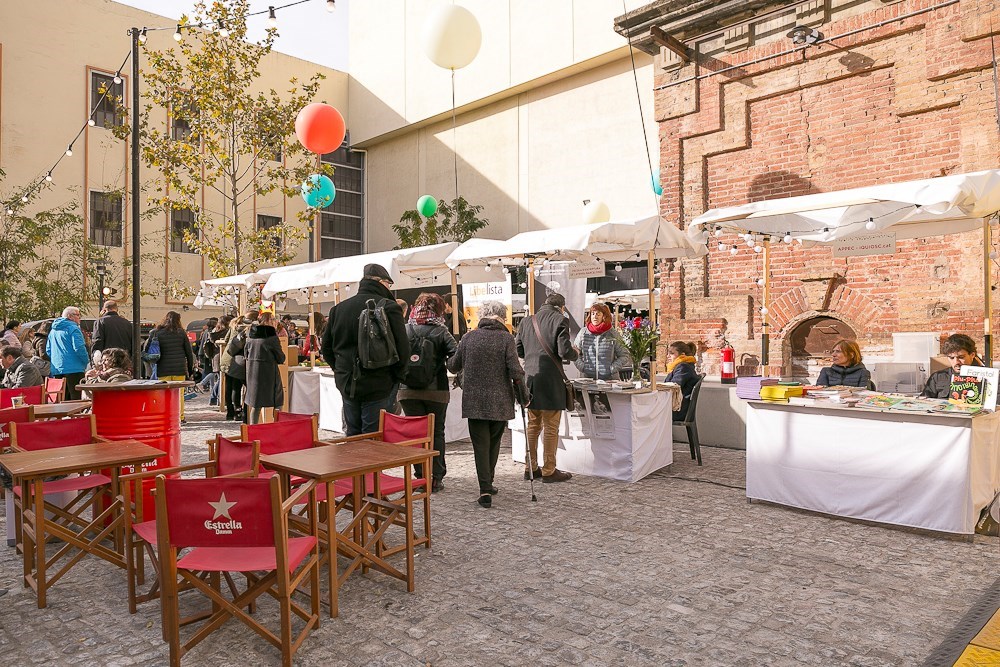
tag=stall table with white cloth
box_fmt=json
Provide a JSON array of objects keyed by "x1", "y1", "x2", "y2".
[
  {"x1": 746, "y1": 401, "x2": 1000, "y2": 534},
  {"x1": 511, "y1": 385, "x2": 680, "y2": 482}
]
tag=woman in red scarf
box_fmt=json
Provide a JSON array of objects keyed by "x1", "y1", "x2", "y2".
[{"x1": 573, "y1": 303, "x2": 629, "y2": 380}]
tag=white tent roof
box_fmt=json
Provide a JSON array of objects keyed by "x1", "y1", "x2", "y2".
[
  {"x1": 596, "y1": 288, "x2": 658, "y2": 309},
  {"x1": 689, "y1": 170, "x2": 1000, "y2": 243},
  {"x1": 445, "y1": 214, "x2": 706, "y2": 267}
]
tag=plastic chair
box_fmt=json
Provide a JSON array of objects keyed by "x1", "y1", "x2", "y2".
[
  {"x1": 154, "y1": 475, "x2": 320, "y2": 666},
  {"x1": 673, "y1": 375, "x2": 705, "y2": 466},
  {"x1": 0, "y1": 385, "x2": 45, "y2": 408},
  {"x1": 44, "y1": 377, "x2": 66, "y2": 404}
]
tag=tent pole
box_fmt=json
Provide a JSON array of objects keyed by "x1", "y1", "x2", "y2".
[
  {"x1": 761, "y1": 236, "x2": 771, "y2": 372},
  {"x1": 527, "y1": 258, "x2": 535, "y2": 314},
  {"x1": 451, "y1": 270, "x2": 460, "y2": 336},
  {"x1": 308, "y1": 288, "x2": 316, "y2": 368},
  {"x1": 648, "y1": 250, "x2": 657, "y2": 373},
  {"x1": 334, "y1": 283, "x2": 341, "y2": 305},
  {"x1": 985, "y1": 219, "x2": 994, "y2": 366}
]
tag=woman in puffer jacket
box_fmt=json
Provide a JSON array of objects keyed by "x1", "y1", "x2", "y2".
[{"x1": 573, "y1": 303, "x2": 629, "y2": 380}]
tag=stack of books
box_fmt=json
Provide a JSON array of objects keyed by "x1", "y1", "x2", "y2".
[
  {"x1": 759, "y1": 382, "x2": 804, "y2": 403},
  {"x1": 736, "y1": 376, "x2": 779, "y2": 400}
]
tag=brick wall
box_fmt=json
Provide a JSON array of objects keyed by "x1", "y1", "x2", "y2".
[{"x1": 654, "y1": 0, "x2": 1000, "y2": 374}]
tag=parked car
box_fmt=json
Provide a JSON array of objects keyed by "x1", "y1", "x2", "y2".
[{"x1": 21, "y1": 317, "x2": 155, "y2": 347}]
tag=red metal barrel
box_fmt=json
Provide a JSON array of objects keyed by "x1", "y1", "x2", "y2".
[{"x1": 92, "y1": 385, "x2": 182, "y2": 521}]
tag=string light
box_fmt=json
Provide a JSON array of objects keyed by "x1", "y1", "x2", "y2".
[
  {"x1": 484, "y1": 263, "x2": 492, "y2": 272},
  {"x1": 65, "y1": 145, "x2": 74, "y2": 157},
  {"x1": 45, "y1": 172, "x2": 52, "y2": 183},
  {"x1": 754, "y1": 245, "x2": 763, "y2": 253},
  {"x1": 88, "y1": 118, "x2": 96, "y2": 127},
  {"x1": 173, "y1": 24, "x2": 182, "y2": 41},
  {"x1": 138, "y1": 27, "x2": 147, "y2": 44},
  {"x1": 717, "y1": 242, "x2": 725, "y2": 252},
  {"x1": 714, "y1": 226, "x2": 723, "y2": 237},
  {"x1": 268, "y1": 6, "x2": 277, "y2": 28},
  {"x1": 760, "y1": 306, "x2": 769, "y2": 315},
  {"x1": 113, "y1": 71, "x2": 122, "y2": 85},
  {"x1": 756, "y1": 278, "x2": 764, "y2": 286},
  {"x1": 614, "y1": 263, "x2": 622, "y2": 272},
  {"x1": 865, "y1": 217, "x2": 876, "y2": 231},
  {"x1": 326, "y1": 0, "x2": 336, "y2": 12},
  {"x1": 730, "y1": 245, "x2": 738, "y2": 256},
  {"x1": 20, "y1": 195, "x2": 28, "y2": 203},
  {"x1": 783, "y1": 232, "x2": 792, "y2": 244},
  {"x1": 217, "y1": 20, "x2": 229, "y2": 38}
]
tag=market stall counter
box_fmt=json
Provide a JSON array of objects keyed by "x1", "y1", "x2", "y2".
[
  {"x1": 746, "y1": 401, "x2": 1000, "y2": 534},
  {"x1": 511, "y1": 382, "x2": 680, "y2": 482}
]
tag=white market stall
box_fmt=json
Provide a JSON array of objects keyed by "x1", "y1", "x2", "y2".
[
  {"x1": 690, "y1": 170, "x2": 1000, "y2": 530},
  {"x1": 447, "y1": 215, "x2": 706, "y2": 481}
]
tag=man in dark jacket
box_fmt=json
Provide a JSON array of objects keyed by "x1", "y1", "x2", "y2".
[
  {"x1": 922, "y1": 333, "x2": 984, "y2": 398},
  {"x1": 516, "y1": 292, "x2": 579, "y2": 483},
  {"x1": 0, "y1": 345, "x2": 44, "y2": 389},
  {"x1": 91, "y1": 300, "x2": 133, "y2": 355},
  {"x1": 321, "y1": 263, "x2": 408, "y2": 435}
]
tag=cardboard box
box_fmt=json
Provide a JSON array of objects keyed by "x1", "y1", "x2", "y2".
[
  {"x1": 287, "y1": 345, "x2": 299, "y2": 367},
  {"x1": 930, "y1": 355, "x2": 951, "y2": 374}
]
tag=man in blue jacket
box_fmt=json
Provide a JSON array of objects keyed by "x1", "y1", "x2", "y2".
[{"x1": 47, "y1": 306, "x2": 90, "y2": 400}]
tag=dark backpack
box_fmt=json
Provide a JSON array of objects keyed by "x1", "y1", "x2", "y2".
[
  {"x1": 358, "y1": 298, "x2": 399, "y2": 370},
  {"x1": 402, "y1": 324, "x2": 439, "y2": 389}
]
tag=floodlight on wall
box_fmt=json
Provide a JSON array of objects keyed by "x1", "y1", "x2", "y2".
[{"x1": 787, "y1": 26, "x2": 823, "y2": 45}]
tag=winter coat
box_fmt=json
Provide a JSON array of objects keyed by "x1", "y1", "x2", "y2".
[
  {"x1": 321, "y1": 278, "x2": 408, "y2": 403},
  {"x1": 515, "y1": 305, "x2": 579, "y2": 411},
  {"x1": 922, "y1": 358, "x2": 986, "y2": 398},
  {"x1": 573, "y1": 327, "x2": 629, "y2": 380},
  {"x1": 1, "y1": 330, "x2": 20, "y2": 349},
  {"x1": 220, "y1": 321, "x2": 251, "y2": 377},
  {"x1": 398, "y1": 322, "x2": 458, "y2": 403},
  {"x1": 91, "y1": 311, "x2": 133, "y2": 353},
  {"x1": 665, "y1": 360, "x2": 700, "y2": 421},
  {"x1": 244, "y1": 324, "x2": 285, "y2": 408},
  {"x1": 47, "y1": 317, "x2": 89, "y2": 375},
  {"x1": 25, "y1": 333, "x2": 48, "y2": 361},
  {"x1": 448, "y1": 317, "x2": 524, "y2": 422},
  {"x1": 816, "y1": 363, "x2": 871, "y2": 388},
  {"x1": 149, "y1": 327, "x2": 194, "y2": 377},
  {"x1": 1, "y1": 356, "x2": 44, "y2": 389}
]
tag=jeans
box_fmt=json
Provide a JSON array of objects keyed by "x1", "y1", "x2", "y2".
[
  {"x1": 200, "y1": 371, "x2": 219, "y2": 399},
  {"x1": 399, "y1": 399, "x2": 448, "y2": 481},
  {"x1": 342, "y1": 394, "x2": 393, "y2": 436},
  {"x1": 468, "y1": 419, "x2": 505, "y2": 494},
  {"x1": 225, "y1": 374, "x2": 245, "y2": 419}
]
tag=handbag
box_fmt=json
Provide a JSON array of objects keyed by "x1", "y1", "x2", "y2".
[
  {"x1": 531, "y1": 316, "x2": 576, "y2": 410},
  {"x1": 142, "y1": 331, "x2": 161, "y2": 363}
]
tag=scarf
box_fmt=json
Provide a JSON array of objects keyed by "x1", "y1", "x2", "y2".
[
  {"x1": 666, "y1": 355, "x2": 697, "y2": 373},
  {"x1": 409, "y1": 304, "x2": 446, "y2": 327},
  {"x1": 587, "y1": 320, "x2": 612, "y2": 335}
]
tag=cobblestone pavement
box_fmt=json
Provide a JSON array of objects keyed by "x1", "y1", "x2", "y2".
[{"x1": 1, "y1": 400, "x2": 997, "y2": 666}]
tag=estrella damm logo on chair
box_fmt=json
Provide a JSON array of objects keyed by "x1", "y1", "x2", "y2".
[{"x1": 205, "y1": 493, "x2": 243, "y2": 535}]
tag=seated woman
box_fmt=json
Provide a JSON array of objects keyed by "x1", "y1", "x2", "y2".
[
  {"x1": 573, "y1": 303, "x2": 629, "y2": 380},
  {"x1": 816, "y1": 339, "x2": 871, "y2": 388},
  {"x1": 84, "y1": 347, "x2": 133, "y2": 384},
  {"x1": 664, "y1": 341, "x2": 699, "y2": 421},
  {"x1": 921, "y1": 333, "x2": 984, "y2": 398}
]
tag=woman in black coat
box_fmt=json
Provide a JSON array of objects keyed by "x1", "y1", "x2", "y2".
[
  {"x1": 398, "y1": 293, "x2": 458, "y2": 492},
  {"x1": 816, "y1": 339, "x2": 872, "y2": 389},
  {"x1": 244, "y1": 312, "x2": 286, "y2": 425},
  {"x1": 664, "y1": 341, "x2": 699, "y2": 422},
  {"x1": 147, "y1": 311, "x2": 195, "y2": 421},
  {"x1": 448, "y1": 300, "x2": 525, "y2": 508}
]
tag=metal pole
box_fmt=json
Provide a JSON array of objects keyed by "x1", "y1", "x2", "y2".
[
  {"x1": 308, "y1": 288, "x2": 316, "y2": 368},
  {"x1": 129, "y1": 28, "x2": 141, "y2": 374},
  {"x1": 985, "y1": 219, "x2": 994, "y2": 365},
  {"x1": 761, "y1": 236, "x2": 771, "y2": 371},
  {"x1": 450, "y1": 270, "x2": 460, "y2": 336},
  {"x1": 647, "y1": 250, "x2": 657, "y2": 372},
  {"x1": 527, "y1": 258, "x2": 536, "y2": 314}
]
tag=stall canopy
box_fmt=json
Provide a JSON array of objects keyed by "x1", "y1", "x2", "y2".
[
  {"x1": 688, "y1": 170, "x2": 1000, "y2": 242},
  {"x1": 688, "y1": 169, "x2": 1000, "y2": 366},
  {"x1": 597, "y1": 288, "x2": 659, "y2": 311},
  {"x1": 194, "y1": 271, "x2": 271, "y2": 309}
]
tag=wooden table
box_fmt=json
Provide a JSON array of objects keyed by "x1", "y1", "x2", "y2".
[
  {"x1": 0, "y1": 439, "x2": 163, "y2": 607},
  {"x1": 261, "y1": 440, "x2": 435, "y2": 617},
  {"x1": 32, "y1": 401, "x2": 92, "y2": 419}
]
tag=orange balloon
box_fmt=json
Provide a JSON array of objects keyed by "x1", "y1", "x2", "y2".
[{"x1": 294, "y1": 103, "x2": 346, "y2": 155}]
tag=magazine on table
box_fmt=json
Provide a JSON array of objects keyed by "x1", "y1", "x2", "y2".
[
  {"x1": 949, "y1": 374, "x2": 988, "y2": 408},
  {"x1": 589, "y1": 391, "x2": 615, "y2": 437},
  {"x1": 856, "y1": 394, "x2": 906, "y2": 410},
  {"x1": 960, "y1": 365, "x2": 999, "y2": 410}
]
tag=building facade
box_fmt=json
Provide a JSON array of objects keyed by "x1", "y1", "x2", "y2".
[{"x1": 618, "y1": 0, "x2": 1000, "y2": 375}]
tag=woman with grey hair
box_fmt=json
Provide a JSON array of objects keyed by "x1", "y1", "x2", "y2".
[{"x1": 447, "y1": 300, "x2": 526, "y2": 508}]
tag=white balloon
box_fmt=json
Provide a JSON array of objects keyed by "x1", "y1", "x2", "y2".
[
  {"x1": 423, "y1": 5, "x2": 482, "y2": 70},
  {"x1": 582, "y1": 200, "x2": 611, "y2": 225}
]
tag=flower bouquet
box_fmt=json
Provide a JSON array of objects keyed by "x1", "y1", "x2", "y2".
[{"x1": 618, "y1": 317, "x2": 659, "y2": 382}]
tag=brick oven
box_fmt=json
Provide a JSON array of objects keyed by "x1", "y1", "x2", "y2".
[{"x1": 617, "y1": 0, "x2": 1000, "y2": 376}]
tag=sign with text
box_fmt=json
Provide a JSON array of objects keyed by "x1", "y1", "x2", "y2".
[
  {"x1": 567, "y1": 258, "x2": 606, "y2": 280},
  {"x1": 832, "y1": 232, "x2": 897, "y2": 258},
  {"x1": 462, "y1": 280, "x2": 513, "y2": 329}
]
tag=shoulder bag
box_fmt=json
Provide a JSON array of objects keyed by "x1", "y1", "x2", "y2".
[{"x1": 531, "y1": 316, "x2": 576, "y2": 410}]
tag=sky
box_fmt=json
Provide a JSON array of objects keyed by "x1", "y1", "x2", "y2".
[{"x1": 114, "y1": 0, "x2": 350, "y2": 71}]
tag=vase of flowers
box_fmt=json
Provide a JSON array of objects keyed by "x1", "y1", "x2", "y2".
[{"x1": 618, "y1": 316, "x2": 660, "y2": 383}]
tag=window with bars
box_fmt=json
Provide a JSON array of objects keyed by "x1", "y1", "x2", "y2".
[
  {"x1": 257, "y1": 214, "x2": 283, "y2": 250},
  {"x1": 170, "y1": 208, "x2": 197, "y2": 254},
  {"x1": 319, "y1": 140, "x2": 364, "y2": 259},
  {"x1": 89, "y1": 191, "x2": 123, "y2": 247},
  {"x1": 171, "y1": 102, "x2": 197, "y2": 141},
  {"x1": 91, "y1": 72, "x2": 123, "y2": 129}
]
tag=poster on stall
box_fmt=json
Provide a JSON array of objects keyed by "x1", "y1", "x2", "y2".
[
  {"x1": 462, "y1": 279, "x2": 513, "y2": 329},
  {"x1": 534, "y1": 261, "x2": 587, "y2": 341},
  {"x1": 961, "y1": 365, "x2": 999, "y2": 410},
  {"x1": 566, "y1": 391, "x2": 590, "y2": 437},
  {"x1": 589, "y1": 390, "x2": 615, "y2": 438}
]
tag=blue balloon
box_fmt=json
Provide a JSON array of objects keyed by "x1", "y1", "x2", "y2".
[
  {"x1": 301, "y1": 174, "x2": 336, "y2": 208},
  {"x1": 651, "y1": 169, "x2": 663, "y2": 197}
]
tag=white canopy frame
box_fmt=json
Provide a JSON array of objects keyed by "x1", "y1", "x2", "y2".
[{"x1": 690, "y1": 170, "x2": 1000, "y2": 366}]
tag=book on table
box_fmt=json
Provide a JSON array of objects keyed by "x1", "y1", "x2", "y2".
[
  {"x1": 949, "y1": 374, "x2": 988, "y2": 407},
  {"x1": 959, "y1": 365, "x2": 999, "y2": 410}
]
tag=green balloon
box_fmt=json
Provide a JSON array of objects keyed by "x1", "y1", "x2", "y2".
[{"x1": 417, "y1": 195, "x2": 438, "y2": 217}]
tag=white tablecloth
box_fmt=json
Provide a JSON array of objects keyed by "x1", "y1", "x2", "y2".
[
  {"x1": 288, "y1": 366, "x2": 321, "y2": 415},
  {"x1": 510, "y1": 390, "x2": 674, "y2": 482},
  {"x1": 746, "y1": 402, "x2": 1000, "y2": 534}
]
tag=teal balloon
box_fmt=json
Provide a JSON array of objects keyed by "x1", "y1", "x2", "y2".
[
  {"x1": 302, "y1": 174, "x2": 336, "y2": 208},
  {"x1": 417, "y1": 194, "x2": 438, "y2": 217},
  {"x1": 651, "y1": 169, "x2": 663, "y2": 196}
]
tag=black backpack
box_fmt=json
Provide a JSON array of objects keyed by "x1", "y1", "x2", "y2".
[
  {"x1": 358, "y1": 298, "x2": 399, "y2": 370},
  {"x1": 402, "y1": 324, "x2": 439, "y2": 389}
]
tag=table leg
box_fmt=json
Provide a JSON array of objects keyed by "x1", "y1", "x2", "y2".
[
  {"x1": 20, "y1": 478, "x2": 31, "y2": 586},
  {"x1": 404, "y1": 466, "x2": 415, "y2": 593},
  {"x1": 327, "y1": 481, "x2": 338, "y2": 618},
  {"x1": 33, "y1": 477, "x2": 46, "y2": 608}
]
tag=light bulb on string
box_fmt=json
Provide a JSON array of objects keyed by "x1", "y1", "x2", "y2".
[
  {"x1": 865, "y1": 217, "x2": 876, "y2": 231},
  {"x1": 519, "y1": 282, "x2": 526, "y2": 289},
  {"x1": 783, "y1": 232, "x2": 792, "y2": 244},
  {"x1": 730, "y1": 245, "x2": 738, "y2": 256},
  {"x1": 484, "y1": 263, "x2": 492, "y2": 272},
  {"x1": 138, "y1": 28, "x2": 147, "y2": 44},
  {"x1": 820, "y1": 228, "x2": 832, "y2": 242},
  {"x1": 113, "y1": 72, "x2": 122, "y2": 85},
  {"x1": 326, "y1": 0, "x2": 336, "y2": 12},
  {"x1": 615, "y1": 263, "x2": 622, "y2": 272},
  {"x1": 714, "y1": 227, "x2": 723, "y2": 238},
  {"x1": 65, "y1": 145, "x2": 74, "y2": 157},
  {"x1": 754, "y1": 245, "x2": 763, "y2": 253},
  {"x1": 717, "y1": 242, "x2": 725, "y2": 252},
  {"x1": 45, "y1": 172, "x2": 52, "y2": 183},
  {"x1": 760, "y1": 306, "x2": 768, "y2": 315},
  {"x1": 5, "y1": 208, "x2": 12, "y2": 216},
  {"x1": 21, "y1": 195, "x2": 28, "y2": 203},
  {"x1": 88, "y1": 118, "x2": 96, "y2": 127},
  {"x1": 756, "y1": 278, "x2": 764, "y2": 286},
  {"x1": 267, "y1": 6, "x2": 277, "y2": 28},
  {"x1": 173, "y1": 24, "x2": 182, "y2": 41}
]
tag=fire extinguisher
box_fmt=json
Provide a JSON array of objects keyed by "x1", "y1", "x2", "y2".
[{"x1": 720, "y1": 340, "x2": 736, "y2": 384}]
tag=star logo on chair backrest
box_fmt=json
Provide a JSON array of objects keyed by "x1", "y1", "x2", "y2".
[{"x1": 208, "y1": 493, "x2": 237, "y2": 520}]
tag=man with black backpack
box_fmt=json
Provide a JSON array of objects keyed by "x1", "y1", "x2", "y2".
[{"x1": 321, "y1": 263, "x2": 408, "y2": 435}]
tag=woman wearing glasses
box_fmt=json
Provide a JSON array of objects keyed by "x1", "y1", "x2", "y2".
[{"x1": 816, "y1": 339, "x2": 871, "y2": 388}]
